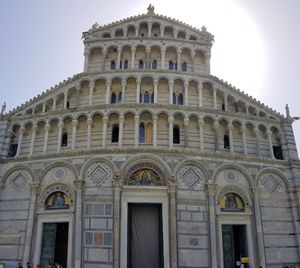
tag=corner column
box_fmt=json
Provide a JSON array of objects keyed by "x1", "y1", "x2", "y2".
[
  {"x1": 102, "y1": 116, "x2": 108, "y2": 147},
  {"x1": 154, "y1": 79, "x2": 158, "y2": 104},
  {"x1": 266, "y1": 129, "x2": 274, "y2": 159},
  {"x1": 87, "y1": 115, "x2": 92, "y2": 149},
  {"x1": 43, "y1": 120, "x2": 50, "y2": 154},
  {"x1": 29, "y1": 122, "x2": 37, "y2": 157},
  {"x1": 84, "y1": 47, "x2": 90, "y2": 72},
  {"x1": 228, "y1": 122, "x2": 234, "y2": 154},
  {"x1": 71, "y1": 119, "x2": 78, "y2": 150},
  {"x1": 184, "y1": 81, "x2": 189, "y2": 105},
  {"x1": 16, "y1": 126, "x2": 25, "y2": 157},
  {"x1": 213, "y1": 121, "x2": 219, "y2": 151},
  {"x1": 136, "y1": 79, "x2": 141, "y2": 103},
  {"x1": 206, "y1": 182, "x2": 217, "y2": 268},
  {"x1": 118, "y1": 115, "x2": 124, "y2": 147},
  {"x1": 57, "y1": 120, "x2": 63, "y2": 153},
  {"x1": 23, "y1": 182, "x2": 40, "y2": 267},
  {"x1": 89, "y1": 81, "x2": 95, "y2": 106},
  {"x1": 198, "y1": 83, "x2": 203, "y2": 107},
  {"x1": 184, "y1": 117, "x2": 189, "y2": 147},
  {"x1": 168, "y1": 116, "x2": 174, "y2": 148},
  {"x1": 241, "y1": 125, "x2": 248, "y2": 155},
  {"x1": 199, "y1": 118, "x2": 204, "y2": 151},
  {"x1": 168, "y1": 176, "x2": 178, "y2": 268},
  {"x1": 254, "y1": 126, "x2": 261, "y2": 156},
  {"x1": 134, "y1": 115, "x2": 140, "y2": 147},
  {"x1": 169, "y1": 81, "x2": 174, "y2": 105},
  {"x1": 105, "y1": 80, "x2": 111, "y2": 104},
  {"x1": 74, "y1": 180, "x2": 85, "y2": 268},
  {"x1": 131, "y1": 47, "x2": 136, "y2": 69}
]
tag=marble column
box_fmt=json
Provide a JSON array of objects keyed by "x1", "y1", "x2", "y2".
[
  {"x1": 161, "y1": 48, "x2": 166, "y2": 70},
  {"x1": 228, "y1": 123, "x2": 234, "y2": 153},
  {"x1": 252, "y1": 187, "x2": 266, "y2": 268},
  {"x1": 117, "y1": 47, "x2": 122, "y2": 69},
  {"x1": 29, "y1": 123, "x2": 37, "y2": 157},
  {"x1": 199, "y1": 118, "x2": 204, "y2": 151},
  {"x1": 43, "y1": 121, "x2": 50, "y2": 154},
  {"x1": 102, "y1": 116, "x2": 108, "y2": 147},
  {"x1": 184, "y1": 117, "x2": 189, "y2": 147},
  {"x1": 75, "y1": 85, "x2": 80, "y2": 108},
  {"x1": 113, "y1": 174, "x2": 122, "y2": 268},
  {"x1": 121, "y1": 79, "x2": 126, "y2": 103},
  {"x1": 266, "y1": 129, "x2": 274, "y2": 159},
  {"x1": 206, "y1": 182, "x2": 217, "y2": 268},
  {"x1": 223, "y1": 93, "x2": 228, "y2": 111},
  {"x1": 118, "y1": 115, "x2": 124, "y2": 147},
  {"x1": 213, "y1": 87, "x2": 217, "y2": 110},
  {"x1": 84, "y1": 47, "x2": 90, "y2": 72},
  {"x1": 74, "y1": 180, "x2": 85, "y2": 268},
  {"x1": 169, "y1": 81, "x2": 174, "y2": 104},
  {"x1": 213, "y1": 121, "x2": 219, "y2": 151},
  {"x1": 168, "y1": 177, "x2": 178, "y2": 268},
  {"x1": 184, "y1": 81, "x2": 189, "y2": 105},
  {"x1": 16, "y1": 126, "x2": 25, "y2": 157},
  {"x1": 89, "y1": 81, "x2": 95, "y2": 106},
  {"x1": 154, "y1": 79, "x2": 158, "y2": 104},
  {"x1": 134, "y1": 115, "x2": 140, "y2": 147},
  {"x1": 63, "y1": 91, "x2": 68, "y2": 109},
  {"x1": 87, "y1": 116, "x2": 92, "y2": 149},
  {"x1": 241, "y1": 125, "x2": 248, "y2": 155},
  {"x1": 57, "y1": 121, "x2": 64, "y2": 153},
  {"x1": 148, "y1": 22, "x2": 152, "y2": 37},
  {"x1": 131, "y1": 47, "x2": 136, "y2": 69},
  {"x1": 177, "y1": 48, "x2": 182, "y2": 71},
  {"x1": 146, "y1": 47, "x2": 151, "y2": 69},
  {"x1": 254, "y1": 126, "x2": 261, "y2": 156},
  {"x1": 168, "y1": 116, "x2": 174, "y2": 148},
  {"x1": 205, "y1": 52, "x2": 211, "y2": 75},
  {"x1": 136, "y1": 79, "x2": 141, "y2": 103},
  {"x1": 198, "y1": 83, "x2": 203, "y2": 107},
  {"x1": 71, "y1": 119, "x2": 78, "y2": 150},
  {"x1": 102, "y1": 48, "x2": 107, "y2": 71},
  {"x1": 153, "y1": 115, "x2": 158, "y2": 148},
  {"x1": 105, "y1": 80, "x2": 111, "y2": 104},
  {"x1": 52, "y1": 96, "x2": 57, "y2": 111},
  {"x1": 23, "y1": 182, "x2": 40, "y2": 267}
]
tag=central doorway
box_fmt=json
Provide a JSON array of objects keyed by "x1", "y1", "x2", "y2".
[
  {"x1": 40, "y1": 222, "x2": 69, "y2": 268},
  {"x1": 222, "y1": 224, "x2": 248, "y2": 268},
  {"x1": 127, "y1": 203, "x2": 164, "y2": 268}
]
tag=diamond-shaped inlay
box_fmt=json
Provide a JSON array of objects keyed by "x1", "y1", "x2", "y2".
[
  {"x1": 262, "y1": 174, "x2": 281, "y2": 193},
  {"x1": 88, "y1": 163, "x2": 112, "y2": 185},
  {"x1": 10, "y1": 172, "x2": 27, "y2": 191},
  {"x1": 179, "y1": 165, "x2": 203, "y2": 188}
]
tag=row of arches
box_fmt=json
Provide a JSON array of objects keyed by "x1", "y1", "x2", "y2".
[
  {"x1": 89, "y1": 20, "x2": 204, "y2": 42},
  {"x1": 87, "y1": 44, "x2": 208, "y2": 74},
  {"x1": 21, "y1": 75, "x2": 274, "y2": 121},
  {"x1": 7, "y1": 111, "x2": 283, "y2": 160}
]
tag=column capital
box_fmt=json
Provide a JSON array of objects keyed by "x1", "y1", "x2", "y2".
[
  {"x1": 84, "y1": 47, "x2": 90, "y2": 56},
  {"x1": 117, "y1": 46, "x2": 122, "y2": 53},
  {"x1": 198, "y1": 82, "x2": 203, "y2": 89},
  {"x1": 205, "y1": 182, "x2": 217, "y2": 194},
  {"x1": 102, "y1": 116, "x2": 109, "y2": 123},
  {"x1": 119, "y1": 115, "x2": 124, "y2": 123},
  {"x1": 122, "y1": 78, "x2": 126, "y2": 86},
  {"x1": 241, "y1": 125, "x2": 246, "y2": 132},
  {"x1": 131, "y1": 46, "x2": 136, "y2": 53},
  {"x1": 227, "y1": 123, "x2": 233, "y2": 130},
  {"x1": 168, "y1": 176, "x2": 178, "y2": 191},
  {"x1": 63, "y1": 90, "x2": 68, "y2": 96},
  {"x1": 266, "y1": 129, "x2": 272, "y2": 136},
  {"x1": 74, "y1": 180, "x2": 85, "y2": 190},
  {"x1": 191, "y1": 50, "x2": 196, "y2": 57},
  {"x1": 29, "y1": 182, "x2": 40, "y2": 194},
  {"x1": 32, "y1": 123, "x2": 38, "y2": 130},
  {"x1": 89, "y1": 81, "x2": 95, "y2": 88},
  {"x1": 72, "y1": 119, "x2": 78, "y2": 127},
  {"x1": 87, "y1": 117, "x2": 93, "y2": 125},
  {"x1": 184, "y1": 80, "x2": 189, "y2": 88},
  {"x1": 177, "y1": 48, "x2": 182, "y2": 54},
  {"x1": 168, "y1": 115, "x2": 174, "y2": 124},
  {"x1": 153, "y1": 114, "x2": 158, "y2": 121},
  {"x1": 134, "y1": 115, "x2": 140, "y2": 123},
  {"x1": 184, "y1": 117, "x2": 189, "y2": 126},
  {"x1": 19, "y1": 126, "x2": 25, "y2": 133},
  {"x1": 213, "y1": 121, "x2": 219, "y2": 130},
  {"x1": 254, "y1": 126, "x2": 259, "y2": 134},
  {"x1": 251, "y1": 186, "x2": 261, "y2": 195},
  {"x1": 106, "y1": 79, "x2": 112, "y2": 87},
  {"x1": 198, "y1": 118, "x2": 204, "y2": 125}
]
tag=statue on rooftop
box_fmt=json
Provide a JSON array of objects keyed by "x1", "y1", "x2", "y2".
[
  {"x1": 1, "y1": 102, "x2": 6, "y2": 115},
  {"x1": 147, "y1": 4, "x2": 155, "y2": 15},
  {"x1": 285, "y1": 104, "x2": 291, "y2": 119}
]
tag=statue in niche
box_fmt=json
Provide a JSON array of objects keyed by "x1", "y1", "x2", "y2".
[{"x1": 45, "y1": 191, "x2": 69, "y2": 209}]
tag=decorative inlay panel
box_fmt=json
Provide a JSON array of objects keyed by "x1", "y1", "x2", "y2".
[
  {"x1": 224, "y1": 170, "x2": 238, "y2": 183},
  {"x1": 53, "y1": 167, "x2": 66, "y2": 181},
  {"x1": 178, "y1": 165, "x2": 204, "y2": 188},
  {"x1": 261, "y1": 174, "x2": 282, "y2": 193},
  {"x1": 10, "y1": 172, "x2": 28, "y2": 191},
  {"x1": 87, "y1": 163, "x2": 112, "y2": 185}
]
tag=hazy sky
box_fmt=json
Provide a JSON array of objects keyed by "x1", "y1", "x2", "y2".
[{"x1": 1, "y1": 0, "x2": 300, "y2": 153}]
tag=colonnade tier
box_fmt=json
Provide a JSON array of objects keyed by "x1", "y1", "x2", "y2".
[
  {"x1": 85, "y1": 42, "x2": 210, "y2": 74},
  {"x1": 19, "y1": 75, "x2": 277, "y2": 120},
  {"x1": 8, "y1": 110, "x2": 283, "y2": 160}
]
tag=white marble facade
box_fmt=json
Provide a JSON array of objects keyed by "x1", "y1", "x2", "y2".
[{"x1": 0, "y1": 6, "x2": 300, "y2": 268}]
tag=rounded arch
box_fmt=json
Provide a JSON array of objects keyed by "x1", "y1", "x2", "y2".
[
  {"x1": 38, "y1": 160, "x2": 79, "y2": 181},
  {"x1": 79, "y1": 156, "x2": 117, "y2": 179},
  {"x1": 212, "y1": 163, "x2": 253, "y2": 187},
  {"x1": 255, "y1": 167, "x2": 290, "y2": 188},
  {"x1": 61, "y1": 114, "x2": 74, "y2": 121},
  {"x1": 217, "y1": 116, "x2": 230, "y2": 124},
  {"x1": 79, "y1": 77, "x2": 92, "y2": 85},
  {"x1": 1, "y1": 165, "x2": 35, "y2": 185},
  {"x1": 106, "y1": 109, "x2": 121, "y2": 117},
  {"x1": 120, "y1": 153, "x2": 172, "y2": 183},
  {"x1": 156, "y1": 110, "x2": 170, "y2": 117},
  {"x1": 75, "y1": 112, "x2": 89, "y2": 120},
  {"x1": 174, "y1": 159, "x2": 210, "y2": 182},
  {"x1": 137, "y1": 108, "x2": 155, "y2": 116},
  {"x1": 216, "y1": 185, "x2": 251, "y2": 207}
]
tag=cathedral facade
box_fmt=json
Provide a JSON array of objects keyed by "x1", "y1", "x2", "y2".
[{"x1": 0, "y1": 7, "x2": 300, "y2": 268}]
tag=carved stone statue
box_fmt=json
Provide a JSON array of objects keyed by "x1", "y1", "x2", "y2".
[
  {"x1": 147, "y1": 4, "x2": 155, "y2": 14},
  {"x1": 1, "y1": 102, "x2": 6, "y2": 115},
  {"x1": 285, "y1": 104, "x2": 291, "y2": 119}
]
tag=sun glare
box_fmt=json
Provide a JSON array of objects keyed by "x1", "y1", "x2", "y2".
[{"x1": 150, "y1": 0, "x2": 267, "y2": 99}]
